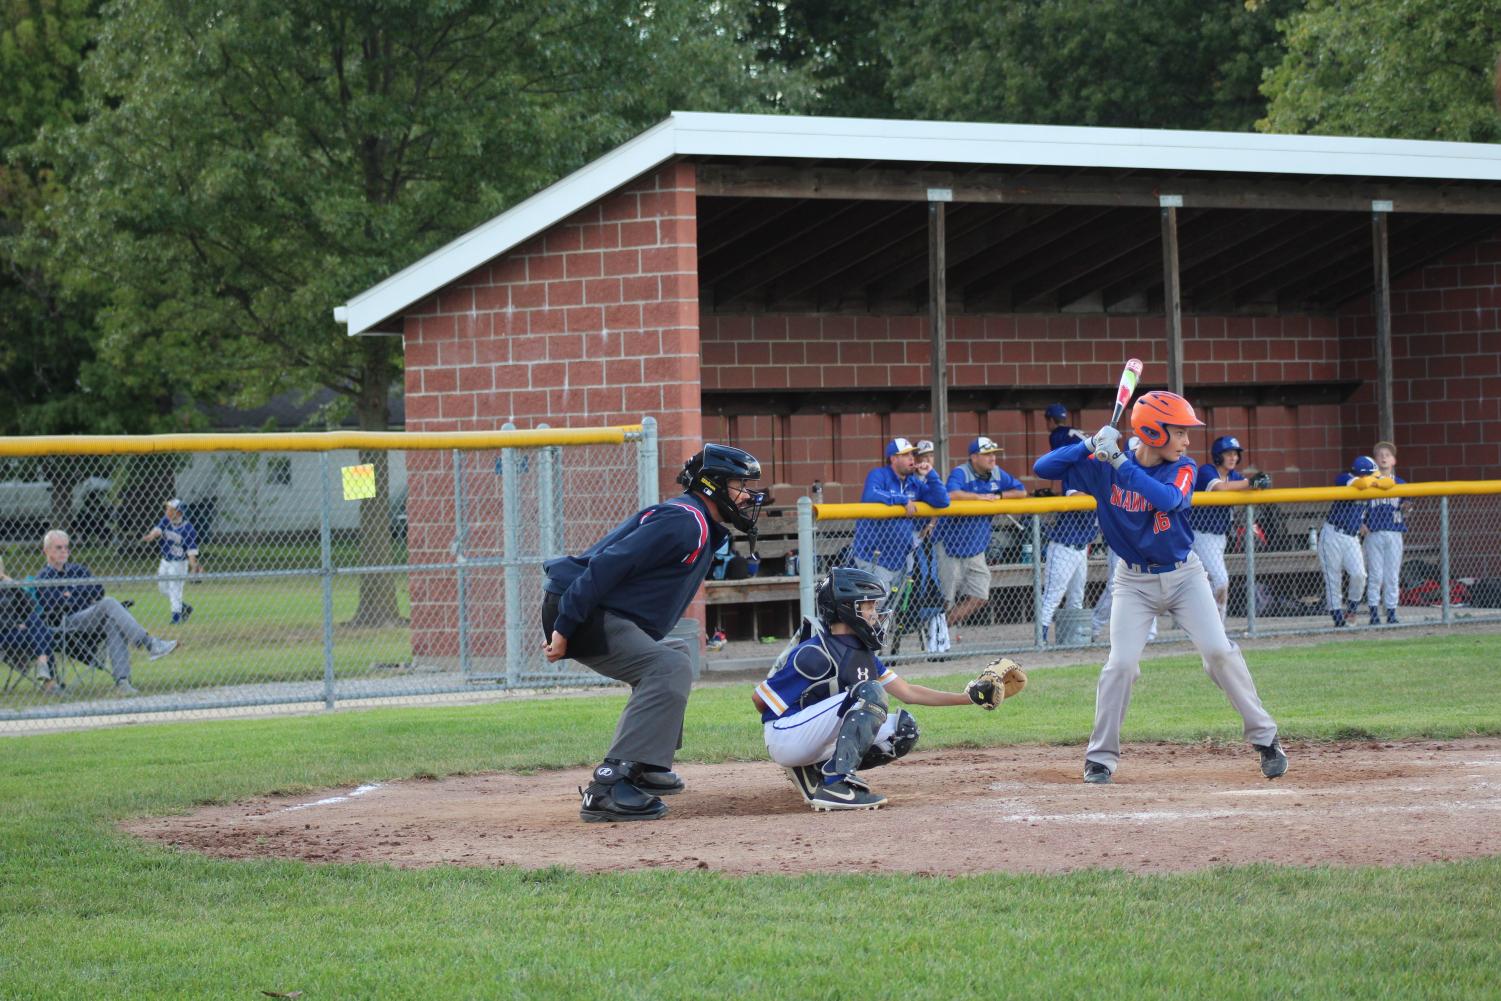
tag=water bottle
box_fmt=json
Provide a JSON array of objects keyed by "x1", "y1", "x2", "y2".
[
  {"x1": 1308, "y1": 527, "x2": 1318, "y2": 550},
  {"x1": 747, "y1": 553, "x2": 760, "y2": 577},
  {"x1": 1020, "y1": 542, "x2": 1034, "y2": 565},
  {"x1": 784, "y1": 549, "x2": 798, "y2": 576}
]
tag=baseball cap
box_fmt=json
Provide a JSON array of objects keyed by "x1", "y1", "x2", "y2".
[
  {"x1": 885, "y1": 437, "x2": 917, "y2": 458},
  {"x1": 1044, "y1": 403, "x2": 1068, "y2": 421},
  {"x1": 969, "y1": 436, "x2": 1002, "y2": 455},
  {"x1": 165, "y1": 498, "x2": 183, "y2": 511},
  {"x1": 914, "y1": 439, "x2": 935, "y2": 456}
]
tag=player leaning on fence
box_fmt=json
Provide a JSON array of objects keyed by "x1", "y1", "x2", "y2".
[
  {"x1": 541, "y1": 444, "x2": 768, "y2": 823},
  {"x1": 849, "y1": 438, "x2": 949, "y2": 602}
]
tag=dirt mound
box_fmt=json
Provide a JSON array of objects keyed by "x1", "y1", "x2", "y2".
[{"x1": 125, "y1": 739, "x2": 1501, "y2": 875}]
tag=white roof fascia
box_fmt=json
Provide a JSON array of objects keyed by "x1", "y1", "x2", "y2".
[{"x1": 337, "y1": 111, "x2": 1501, "y2": 336}]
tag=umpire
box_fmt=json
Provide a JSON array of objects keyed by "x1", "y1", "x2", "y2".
[{"x1": 542, "y1": 443, "x2": 767, "y2": 823}]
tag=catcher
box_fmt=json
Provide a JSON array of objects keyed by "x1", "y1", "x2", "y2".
[{"x1": 751, "y1": 566, "x2": 1026, "y2": 811}]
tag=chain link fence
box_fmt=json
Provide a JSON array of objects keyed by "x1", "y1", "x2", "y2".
[
  {"x1": 700, "y1": 482, "x2": 1501, "y2": 672},
  {"x1": 1, "y1": 422, "x2": 658, "y2": 728}
]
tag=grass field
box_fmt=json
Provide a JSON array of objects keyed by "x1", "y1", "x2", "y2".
[{"x1": 2, "y1": 632, "x2": 1499, "y2": 999}]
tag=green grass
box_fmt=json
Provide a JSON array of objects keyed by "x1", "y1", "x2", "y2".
[{"x1": 2, "y1": 633, "x2": 1499, "y2": 999}]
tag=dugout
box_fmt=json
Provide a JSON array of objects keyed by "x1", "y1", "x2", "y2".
[{"x1": 334, "y1": 112, "x2": 1501, "y2": 646}]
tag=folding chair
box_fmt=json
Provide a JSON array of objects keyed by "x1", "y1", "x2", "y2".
[
  {"x1": 46, "y1": 614, "x2": 112, "y2": 691},
  {"x1": 1, "y1": 586, "x2": 64, "y2": 696}
]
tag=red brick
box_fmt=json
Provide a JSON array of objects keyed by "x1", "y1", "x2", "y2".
[
  {"x1": 640, "y1": 245, "x2": 696, "y2": 274},
  {"x1": 586, "y1": 385, "x2": 625, "y2": 413},
  {"x1": 437, "y1": 340, "x2": 474, "y2": 367},
  {"x1": 510, "y1": 283, "x2": 546, "y2": 309},
  {"x1": 525, "y1": 254, "x2": 565, "y2": 282},
  {"x1": 621, "y1": 328, "x2": 660, "y2": 356},
  {"x1": 584, "y1": 278, "x2": 622, "y2": 305},
  {"x1": 604, "y1": 304, "x2": 643, "y2": 330},
  {"x1": 579, "y1": 223, "x2": 621, "y2": 251},
  {"x1": 440, "y1": 394, "x2": 475, "y2": 419},
  {"x1": 546, "y1": 280, "x2": 583, "y2": 307},
  {"x1": 602, "y1": 249, "x2": 641, "y2": 277},
  {"x1": 406, "y1": 395, "x2": 439, "y2": 421},
  {"x1": 544, "y1": 227, "x2": 582, "y2": 254},
  {"x1": 528, "y1": 309, "x2": 566, "y2": 335},
  {"x1": 435, "y1": 286, "x2": 473, "y2": 315},
  {"x1": 565, "y1": 307, "x2": 603, "y2": 334},
  {"x1": 624, "y1": 384, "x2": 662, "y2": 411},
  {"x1": 457, "y1": 366, "x2": 492, "y2": 393},
  {"x1": 601, "y1": 194, "x2": 639, "y2": 222}
]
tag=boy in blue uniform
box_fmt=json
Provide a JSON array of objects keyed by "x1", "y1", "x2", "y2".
[
  {"x1": 1035, "y1": 389, "x2": 1285, "y2": 785},
  {"x1": 1319, "y1": 456, "x2": 1373, "y2": 627},
  {"x1": 142, "y1": 499, "x2": 200, "y2": 623},
  {"x1": 935, "y1": 436, "x2": 1025, "y2": 632},
  {"x1": 850, "y1": 437, "x2": 949, "y2": 602},
  {"x1": 752, "y1": 567, "x2": 1014, "y2": 811},
  {"x1": 1363, "y1": 441, "x2": 1407, "y2": 624},
  {"x1": 1189, "y1": 436, "x2": 1268, "y2": 623}
]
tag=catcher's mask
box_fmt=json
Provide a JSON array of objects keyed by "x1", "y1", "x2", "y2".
[
  {"x1": 816, "y1": 566, "x2": 892, "y2": 651},
  {"x1": 676, "y1": 443, "x2": 770, "y2": 535}
]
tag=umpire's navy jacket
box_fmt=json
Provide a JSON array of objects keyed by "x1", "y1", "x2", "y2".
[{"x1": 544, "y1": 493, "x2": 727, "y2": 641}]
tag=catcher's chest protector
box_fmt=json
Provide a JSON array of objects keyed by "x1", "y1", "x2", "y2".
[{"x1": 794, "y1": 639, "x2": 882, "y2": 710}]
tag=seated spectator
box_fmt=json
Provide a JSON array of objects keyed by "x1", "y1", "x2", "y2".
[
  {"x1": 35, "y1": 529, "x2": 178, "y2": 696},
  {"x1": 1, "y1": 562, "x2": 60, "y2": 695}
]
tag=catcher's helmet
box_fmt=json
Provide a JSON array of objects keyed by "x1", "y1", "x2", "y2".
[
  {"x1": 1211, "y1": 435, "x2": 1244, "y2": 465},
  {"x1": 1351, "y1": 455, "x2": 1378, "y2": 476},
  {"x1": 677, "y1": 444, "x2": 768, "y2": 533},
  {"x1": 1131, "y1": 390, "x2": 1204, "y2": 447},
  {"x1": 816, "y1": 567, "x2": 891, "y2": 651}
]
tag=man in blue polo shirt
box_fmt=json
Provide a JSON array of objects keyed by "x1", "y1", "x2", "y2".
[
  {"x1": 849, "y1": 438, "x2": 949, "y2": 602},
  {"x1": 935, "y1": 436, "x2": 1025, "y2": 633}
]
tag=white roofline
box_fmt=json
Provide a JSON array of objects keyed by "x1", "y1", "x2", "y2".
[{"x1": 337, "y1": 111, "x2": 1501, "y2": 335}]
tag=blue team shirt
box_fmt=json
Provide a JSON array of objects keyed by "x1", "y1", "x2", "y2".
[
  {"x1": 1048, "y1": 461, "x2": 1099, "y2": 547},
  {"x1": 934, "y1": 462, "x2": 1023, "y2": 557},
  {"x1": 1188, "y1": 465, "x2": 1244, "y2": 536},
  {"x1": 1035, "y1": 441, "x2": 1196, "y2": 566},
  {"x1": 1049, "y1": 426, "x2": 1079, "y2": 451},
  {"x1": 1365, "y1": 475, "x2": 1408, "y2": 532},
  {"x1": 753, "y1": 632, "x2": 895, "y2": 722},
  {"x1": 153, "y1": 517, "x2": 198, "y2": 561},
  {"x1": 850, "y1": 467, "x2": 949, "y2": 570},
  {"x1": 1326, "y1": 473, "x2": 1367, "y2": 535}
]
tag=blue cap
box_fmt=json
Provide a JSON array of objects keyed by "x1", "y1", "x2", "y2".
[
  {"x1": 885, "y1": 437, "x2": 917, "y2": 458},
  {"x1": 1044, "y1": 403, "x2": 1068, "y2": 421},
  {"x1": 1351, "y1": 455, "x2": 1377, "y2": 475},
  {"x1": 969, "y1": 436, "x2": 1002, "y2": 455}
]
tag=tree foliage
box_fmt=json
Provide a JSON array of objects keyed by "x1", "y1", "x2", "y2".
[{"x1": 1260, "y1": 0, "x2": 1501, "y2": 141}]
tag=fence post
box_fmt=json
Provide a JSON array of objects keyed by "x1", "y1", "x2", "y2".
[
  {"x1": 452, "y1": 448, "x2": 470, "y2": 677},
  {"x1": 1031, "y1": 515, "x2": 1043, "y2": 648},
  {"x1": 501, "y1": 422, "x2": 522, "y2": 687},
  {"x1": 638, "y1": 415, "x2": 659, "y2": 508},
  {"x1": 1244, "y1": 502, "x2": 1258, "y2": 636},
  {"x1": 319, "y1": 451, "x2": 335, "y2": 710},
  {"x1": 537, "y1": 424, "x2": 557, "y2": 561},
  {"x1": 1440, "y1": 495, "x2": 1451, "y2": 626},
  {"x1": 797, "y1": 495, "x2": 816, "y2": 621}
]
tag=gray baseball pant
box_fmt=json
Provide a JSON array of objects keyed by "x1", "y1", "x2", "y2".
[
  {"x1": 575, "y1": 611, "x2": 694, "y2": 771},
  {"x1": 62, "y1": 598, "x2": 148, "y2": 683},
  {"x1": 1085, "y1": 553, "x2": 1277, "y2": 774},
  {"x1": 1363, "y1": 530, "x2": 1404, "y2": 612}
]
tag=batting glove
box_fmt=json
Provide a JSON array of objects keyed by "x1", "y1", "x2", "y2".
[{"x1": 1089, "y1": 425, "x2": 1121, "y2": 460}]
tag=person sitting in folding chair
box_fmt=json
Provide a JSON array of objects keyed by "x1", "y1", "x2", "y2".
[
  {"x1": 1, "y1": 560, "x2": 61, "y2": 696},
  {"x1": 34, "y1": 529, "x2": 178, "y2": 696}
]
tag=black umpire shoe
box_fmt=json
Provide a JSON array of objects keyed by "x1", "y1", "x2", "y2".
[
  {"x1": 1256, "y1": 738, "x2": 1289, "y2": 779},
  {"x1": 633, "y1": 764, "x2": 685, "y2": 796},
  {"x1": 1083, "y1": 761, "x2": 1112, "y2": 784},
  {"x1": 579, "y1": 761, "x2": 668, "y2": 823}
]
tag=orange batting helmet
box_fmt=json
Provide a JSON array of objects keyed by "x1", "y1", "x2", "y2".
[{"x1": 1131, "y1": 391, "x2": 1204, "y2": 447}]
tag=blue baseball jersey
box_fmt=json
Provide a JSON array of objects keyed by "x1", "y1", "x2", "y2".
[
  {"x1": 1047, "y1": 463, "x2": 1099, "y2": 547},
  {"x1": 754, "y1": 632, "x2": 895, "y2": 723},
  {"x1": 1326, "y1": 473, "x2": 1367, "y2": 534},
  {"x1": 1049, "y1": 426, "x2": 1078, "y2": 451},
  {"x1": 1365, "y1": 475, "x2": 1408, "y2": 532},
  {"x1": 1188, "y1": 466, "x2": 1243, "y2": 536},
  {"x1": 1035, "y1": 441, "x2": 1195, "y2": 567},
  {"x1": 153, "y1": 517, "x2": 198, "y2": 561},
  {"x1": 934, "y1": 462, "x2": 1023, "y2": 557},
  {"x1": 850, "y1": 466, "x2": 949, "y2": 570}
]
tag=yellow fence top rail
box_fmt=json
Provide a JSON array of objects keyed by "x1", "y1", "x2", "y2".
[
  {"x1": 0, "y1": 426, "x2": 643, "y2": 455},
  {"x1": 814, "y1": 479, "x2": 1501, "y2": 521}
]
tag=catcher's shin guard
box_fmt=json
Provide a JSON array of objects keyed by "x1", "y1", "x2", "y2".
[
  {"x1": 859, "y1": 709, "x2": 918, "y2": 770},
  {"x1": 822, "y1": 680, "x2": 889, "y2": 780}
]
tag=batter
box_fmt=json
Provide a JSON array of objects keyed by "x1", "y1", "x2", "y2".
[{"x1": 1035, "y1": 389, "x2": 1285, "y2": 784}]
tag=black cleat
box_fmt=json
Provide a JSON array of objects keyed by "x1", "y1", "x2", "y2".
[
  {"x1": 1331, "y1": 610, "x2": 1346, "y2": 628},
  {"x1": 810, "y1": 779, "x2": 886, "y2": 811},
  {"x1": 1256, "y1": 738, "x2": 1288, "y2": 779},
  {"x1": 784, "y1": 764, "x2": 822, "y2": 804},
  {"x1": 1386, "y1": 610, "x2": 1399, "y2": 625},
  {"x1": 1083, "y1": 761, "x2": 1112, "y2": 784},
  {"x1": 1369, "y1": 609, "x2": 1380, "y2": 626}
]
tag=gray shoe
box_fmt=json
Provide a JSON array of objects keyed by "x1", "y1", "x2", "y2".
[
  {"x1": 146, "y1": 638, "x2": 178, "y2": 661},
  {"x1": 1083, "y1": 761, "x2": 1113, "y2": 784},
  {"x1": 38, "y1": 677, "x2": 65, "y2": 698},
  {"x1": 1257, "y1": 738, "x2": 1288, "y2": 779},
  {"x1": 810, "y1": 779, "x2": 886, "y2": 811},
  {"x1": 114, "y1": 679, "x2": 140, "y2": 696}
]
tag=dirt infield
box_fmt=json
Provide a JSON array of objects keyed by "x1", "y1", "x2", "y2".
[{"x1": 125, "y1": 739, "x2": 1501, "y2": 875}]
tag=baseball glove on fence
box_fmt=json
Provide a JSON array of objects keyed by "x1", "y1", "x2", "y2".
[
  {"x1": 1250, "y1": 471, "x2": 1272, "y2": 489},
  {"x1": 965, "y1": 658, "x2": 1027, "y2": 710}
]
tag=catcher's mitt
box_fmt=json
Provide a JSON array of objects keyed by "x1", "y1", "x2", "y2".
[
  {"x1": 965, "y1": 657, "x2": 1027, "y2": 710},
  {"x1": 1249, "y1": 471, "x2": 1272, "y2": 489}
]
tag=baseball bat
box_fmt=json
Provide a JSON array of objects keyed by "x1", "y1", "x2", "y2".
[{"x1": 1094, "y1": 357, "x2": 1143, "y2": 460}]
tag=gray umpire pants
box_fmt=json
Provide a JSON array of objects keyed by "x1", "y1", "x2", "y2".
[
  {"x1": 1085, "y1": 553, "x2": 1278, "y2": 773},
  {"x1": 62, "y1": 598, "x2": 147, "y2": 683},
  {"x1": 576, "y1": 612, "x2": 694, "y2": 771}
]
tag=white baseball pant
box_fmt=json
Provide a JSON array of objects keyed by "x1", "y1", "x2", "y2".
[
  {"x1": 1318, "y1": 523, "x2": 1366, "y2": 611},
  {"x1": 764, "y1": 688, "x2": 902, "y2": 768},
  {"x1": 1190, "y1": 531, "x2": 1230, "y2": 622},
  {"x1": 1085, "y1": 552, "x2": 1278, "y2": 774},
  {"x1": 1363, "y1": 531, "x2": 1404, "y2": 613},
  {"x1": 1093, "y1": 550, "x2": 1158, "y2": 642},
  {"x1": 1038, "y1": 541, "x2": 1087, "y2": 631},
  {"x1": 157, "y1": 558, "x2": 189, "y2": 615}
]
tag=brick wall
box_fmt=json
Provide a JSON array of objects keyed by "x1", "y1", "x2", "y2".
[
  {"x1": 401, "y1": 163, "x2": 703, "y2": 658},
  {"x1": 703, "y1": 312, "x2": 1349, "y2": 500}
]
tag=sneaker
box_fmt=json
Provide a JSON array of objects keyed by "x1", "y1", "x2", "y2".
[
  {"x1": 1347, "y1": 600, "x2": 1360, "y2": 615},
  {"x1": 38, "y1": 677, "x2": 65, "y2": 697},
  {"x1": 114, "y1": 679, "x2": 140, "y2": 696},
  {"x1": 146, "y1": 638, "x2": 178, "y2": 661},
  {"x1": 1369, "y1": 609, "x2": 1380, "y2": 626},
  {"x1": 810, "y1": 779, "x2": 887, "y2": 811},
  {"x1": 1040, "y1": 625, "x2": 1050, "y2": 644},
  {"x1": 1256, "y1": 738, "x2": 1288, "y2": 779},
  {"x1": 1386, "y1": 610, "x2": 1399, "y2": 625},
  {"x1": 784, "y1": 764, "x2": 822, "y2": 804},
  {"x1": 1331, "y1": 609, "x2": 1346, "y2": 628},
  {"x1": 181, "y1": 604, "x2": 193, "y2": 623},
  {"x1": 1083, "y1": 761, "x2": 1112, "y2": 784},
  {"x1": 171, "y1": 612, "x2": 181, "y2": 625},
  {"x1": 634, "y1": 766, "x2": 685, "y2": 796}
]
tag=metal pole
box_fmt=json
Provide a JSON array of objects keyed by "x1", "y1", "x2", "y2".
[
  {"x1": 797, "y1": 496, "x2": 816, "y2": 621},
  {"x1": 1245, "y1": 502, "x2": 1258, "y2": 636},
  {"x1": 639, "y1": 415, "x2": 660, "y2": 509},
  {"x1": 501, "y1": 422, "x2": 522, "y2": 687},
  {"x1": 1031, "y1": 515, "x2": 1044, "y2": 648},
  {"x1": 453, "y1": 448, "x2": 469, "y2": 677},
  {"x1": 1160, "y1": 195, "x2": 1184, "y2": 396},
  {"x1": 1440, "y1": 496, "x2": 1451, "y2": 626},
  {"x1": 318, "y1": 452, "x2": 335, "y2": 709},
  {"x1": 1372, "y1": 203, "x2": 1395, "y2": 445},
  {"x1": 928, "y1": 193, "x2": 951, "y2": 467},
  {"x1": 537, "y1": 424, "x2": 557, "y2": 561}
]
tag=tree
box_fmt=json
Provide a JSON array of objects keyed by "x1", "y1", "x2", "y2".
[
  {"x1": 32, "y1": 0, "x2": 805, "y2": 624},
  {"x1": 1260, "y1": 0, "x2": 1501, "y2": 141}
]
